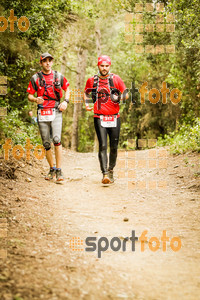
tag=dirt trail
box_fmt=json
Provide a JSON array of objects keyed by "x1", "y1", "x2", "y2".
[{"x1": 0, "y1": 148, "x2": 200, "y2": 300}]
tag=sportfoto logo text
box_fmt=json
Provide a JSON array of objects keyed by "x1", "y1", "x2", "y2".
[
  {"x1": 69, "y1": 230, "x2": 181, "y2": 258},
  {"x1": 3, "y1": 139, "x2": 45, "y2": 161},
  {"x1": 0, "y1": 9, "x2": 30, "y2": 32},
  {"x1": 85, "y1": 81, "x2": 182, "y2": 108}
]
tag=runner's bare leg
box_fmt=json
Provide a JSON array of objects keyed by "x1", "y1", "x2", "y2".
[
  {"x1": 46, "y1": 149, "x2": 54, "y2": 168},
  {"x1": 55, "y1": 145, "x2": 62, "y2": 169}
]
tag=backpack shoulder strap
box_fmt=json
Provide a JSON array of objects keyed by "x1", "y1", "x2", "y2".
[
  {"x1": 58, "y1": 72, "x2": 64, "y2": 87},
  {"x1": 53, "y1": 71, "x2": 63, "y2": 87},
  {"x1": 93, "y1": 74, "x2": 99, "y2": 88},
  {"x1": 92, "y1": 75, "x2": 99, "y2": 103},
  {"x1": 37, "y1": 71, "x2": 43, "y2": 80},
  {"x1": 52, "y1": 71, "x2": 61, "y2": 101},
  {"x1": 109, "y1": 73, "x2": 115, "y2": 89},
  {"x1": 36, "y1": 71, "x2": 45, "y2": 88},
  {"x1": 30, "y1": 73, "x2": 41, "y2": 91},
  {"x1": 53, "y1": 70, "x2": 57, "y2": 84}
]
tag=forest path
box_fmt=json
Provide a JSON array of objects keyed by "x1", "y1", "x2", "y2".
[{"x1": 0, "y1": 148, "x2": 200, "y2": 300}]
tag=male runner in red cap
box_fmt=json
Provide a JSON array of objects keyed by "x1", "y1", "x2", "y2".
[
  {"x1": 84, "y1": 55, "x2": 128, "y2": 184},
  {"x1": 27, "y1": 52, "x2": 70, "y2": 183}
]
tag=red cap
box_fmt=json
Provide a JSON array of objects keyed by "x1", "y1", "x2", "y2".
[
  {"x1": 97, "y1": 55, "x2": 111, "y2": 66},
  {"x1": 40, "y1": 52, "x2": 54, "y2": 61}
]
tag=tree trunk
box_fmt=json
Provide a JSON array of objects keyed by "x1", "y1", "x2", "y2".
[
  {"x1": 60, "y1": 31, "x2": 68, "y2": 74},
  {"x1": 95, "y1": 28, "x2": 101, "y2": 56},
  {"x1": 93, "y1": 26, "x2": 102, "y2": 152},
  {"x1": 71, "y1": 48, "x2": 87, "y2": 151}
]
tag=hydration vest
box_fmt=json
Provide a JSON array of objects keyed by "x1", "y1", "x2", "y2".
[
  {"x1": 92, "y1": 73, "x2": 121, "y2": 103},
  {"x1": 31, "y1": 71, "x2": 63, "y2": 101}
]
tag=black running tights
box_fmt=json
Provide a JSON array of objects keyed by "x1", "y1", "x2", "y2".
[{"x1": 94, "y1": 117, "x2": 121, "y2": 174}]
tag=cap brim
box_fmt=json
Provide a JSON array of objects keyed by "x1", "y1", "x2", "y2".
[{"x1": 40, "y1": 56, "x2": 54, "y2": 61}]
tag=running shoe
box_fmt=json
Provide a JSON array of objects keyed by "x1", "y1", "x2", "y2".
[
  {"x1": 56, "y1": 169, "x2": 64, "y2": 184},
  {"x1": 45, "y1": 168, "x2": 56, "y2": 180},
  {"x1": 108, "y1": 170, "x2": 114, "y2": 183},
  {"x1": 102, "y1": 174, "x2": 111, "y2": 184}
]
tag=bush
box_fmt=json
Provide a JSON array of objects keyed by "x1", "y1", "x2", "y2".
[
  {"x1": 158, "y1": 118, "x2": 200, "y2": 154},
  {"x1": 0, "y1": 109, "x2": 41, "y2": 146}
]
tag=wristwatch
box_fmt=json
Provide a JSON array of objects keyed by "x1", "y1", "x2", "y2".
[{"x1": 64, "y1": 99, "x2": 69, "y2": 103}]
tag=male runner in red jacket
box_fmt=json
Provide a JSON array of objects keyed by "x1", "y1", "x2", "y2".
[
  {"x1": 84, "y1": 55, "x2": 128, "y2": 184},
  {"x1": 27, "y1": 52, "x2": 70, "y2": 183}
]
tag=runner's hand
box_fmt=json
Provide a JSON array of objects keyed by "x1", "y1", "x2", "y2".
[
  {"x1": 58, "y1": 101, "x2": 68, "y2": 111},
  {"x1": 85, "y1": 105, "x2": 93, "y2": 111},
  {"x1": 113, "y1": 94, "x2": 119, "y2": 101},
  {"x1": 112, "y1": 94, "x2": 121, "y2": 103},
  {"x1": 36, "y1": 97, "x2": 44, "y2": 104}
]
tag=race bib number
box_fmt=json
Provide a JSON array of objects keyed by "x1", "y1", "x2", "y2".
[
  {"x1": 38, "y1": 108, "x2": 56, "y2": 122},
  {"x1": 100, "y1": 115, "x2": 117, "y2": 128}
]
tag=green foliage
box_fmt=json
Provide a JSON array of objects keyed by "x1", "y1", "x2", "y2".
[
  {"x1": 0, "y1": 109, "x2": 41, "y2": 146},
  {"x1": 78, "y1": 112, "x2": 95, "y2": 152},
  {"x1": 0, "y1": 0, "x2": 73, "y2": 149},
  {"x1": 0, "y1": 0, "x2": 73, "y2": 110},
  {"x1": 0, "y1": 0, "x2": 199, "y2": 153},
  {"x1": 158, "y1": 118, "x2": 200, "y2": 153}
]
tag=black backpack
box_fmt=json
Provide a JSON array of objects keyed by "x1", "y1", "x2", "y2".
[
  {"x1": 31, "y1": 70, "x2": 63, "y2": 101},
  {"x1": 92, "y1": 73, "x2": 121, "y2": 103}
]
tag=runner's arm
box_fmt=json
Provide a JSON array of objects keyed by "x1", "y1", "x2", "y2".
[
  {"x1": 58, "y1": 87, "x2": 70, "y2": 111},
  {"x1": 84, "y1": 91, "x2": 93, "y2": 111},
  {"x1": 28, "y1": 94, "x2": 44, "y2": 104},
  {"x1": 64, "y1": 87, "x2": 70, "y2": 101},
  {"x1": 121, "y1": 89, "x2": 129, "y2": 101},
  {"x1": 113, "y1": 75, "x2": 129, "y2": 102},
  {"x1": 84, "y1": 78, "x2": 94, "y2": 111}
]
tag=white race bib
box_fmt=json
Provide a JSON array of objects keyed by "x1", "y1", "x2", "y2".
[
  {"x1": 100, "y1": 115, "x2": 117, "y2": 128},
  {"x1": 38, "y1": 108, "x2": 56, "y2": 122}
]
